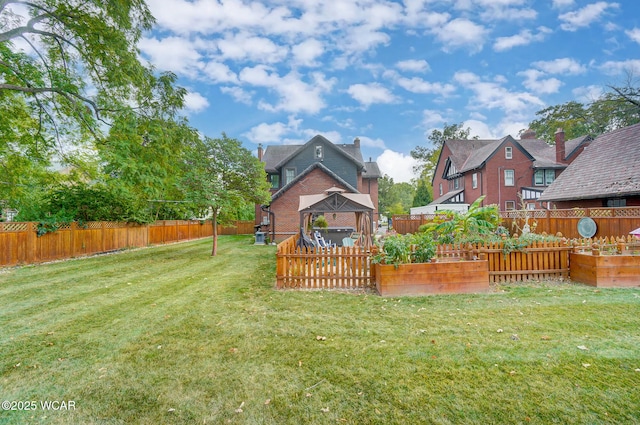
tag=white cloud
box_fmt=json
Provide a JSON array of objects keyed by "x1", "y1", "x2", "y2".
[
  {"x1": 454, "y1": 71, "x2": 545, "y2": 116},
  {"x1": 572, "y1": 85, "x2": 605, "y2": 102},
  {"x1": 493, "y1": 27, "x2": 551, "y2": 51},
  {"x1": 552, "y1": 0, "x2": 575, "y2": 8},
  {"x1": 463, "y1": 119, "x2": 497, "y2": 139},
  {"x1": 532, "y1": 58, "x2": 586, "y2": 75},
  {"x1": 396, "y1": 59, "x2": 431, "y2": 73},
  {"x1": 291, "y1": 39, "x2": 325, "y2": 67},
  {"x1": 347, "y1": 83, "x2": 399, "y2": 108},
  {"x1": 376, "y1": 149, "x2": 418, "y2": 183},
  {"x1": 558, "y1": 2, "x2": 620, "y2": 32},
  {"x1": 396, "y1": 77, "x2": 456, "y2": 96},
  {"x1": 220, "y1": 86, "x2": 253, "y2": 105},
  {"x1": 139, "y1": 36, "x2": 202, "y2": 77},
  {"x1": 243, "y1": 116, "x2": 302, "y2": 144},
  {"x1": 239, "y1": 66, "x2": 334, "y2": 114},
  {"x1": 626, "y1": 27, "x2": 640, "y2": 44},
  {"x1": 183, "y1": 91, "x2": 209, "y2": 113},
  {"x1": 202, "y1": 62, "x2": 238, "y2": 84},
  {"x1": 422, "y1": 110, "x2": 448, "y2": 127},
  {"x1": 358, "y1": 136, "x2": 386, "y2": 150},
  {"x1": 518, "y1": 69, "x2": 562, "y2": 94},
  {"x1": 597, "y1": 59, "x2": 640, "y2": 76},
  {"x1": 433, "y1": 18, "x2": 488, "y2": 53},
  {"x1": 216, "y1": 32, "x2": 288, "y2": 64}
]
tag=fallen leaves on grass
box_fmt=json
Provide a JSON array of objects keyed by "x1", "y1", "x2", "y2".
[
  {"x1": 235, "y1": 401, "x2": 244, "y2": 413},
  {"x1": 577, "y1": 345, "x2": 589, "y2": 351},
  {"x1": 316, "y1": 336, "x2": 326, "y2": 341}
]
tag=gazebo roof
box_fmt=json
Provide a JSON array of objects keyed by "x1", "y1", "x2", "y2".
[{"x1": 298, "y1": 187, "x2": 374, "y2": 212}]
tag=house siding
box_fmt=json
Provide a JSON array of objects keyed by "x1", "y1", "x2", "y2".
[{"x1": 278, "y1": 141, "x2": 359, "y2": 189}]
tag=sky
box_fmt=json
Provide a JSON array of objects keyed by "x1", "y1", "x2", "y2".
[{"x1": 138, "y1": 0, "x2": 640, "y2": 183}]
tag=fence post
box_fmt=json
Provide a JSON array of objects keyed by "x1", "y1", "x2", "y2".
[
  {"x1": 26, "y1": 222, "x2": 36, "y2": 264},
  {"x1": 70, "y1": 222, "x2": 76, "y2": 258}
]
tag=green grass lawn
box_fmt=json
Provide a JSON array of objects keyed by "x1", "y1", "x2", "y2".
[{"x1": 1, "y1": 235, "x2": 639, "y2": 424}]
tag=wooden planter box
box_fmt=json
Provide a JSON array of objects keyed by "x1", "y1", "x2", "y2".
[
  {"x1": 374, "y1": 260, "x2": 489, "y2": 297},
  {"x1": 570, "y1": 253, "x2": 640, "y2": 287}
]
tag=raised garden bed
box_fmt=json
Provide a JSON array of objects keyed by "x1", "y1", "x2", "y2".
[
  {"x1": 570, "y1": 252, "x2": 640, "y2": 287},
  {"x1": 374, "y1": 260, "x2": 490, "y2": 297}
]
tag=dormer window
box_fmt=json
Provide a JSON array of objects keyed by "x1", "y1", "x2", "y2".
[
  {"x1": 505, "y1": 146, "x2": 512, "y2": 159},
  {"x1": 315, "y1": 145, "x2": 323, "y2": 159}
]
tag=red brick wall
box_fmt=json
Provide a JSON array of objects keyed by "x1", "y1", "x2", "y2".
[{"x1": 269, "y1": 168, "x2": 356, "y2": 239}]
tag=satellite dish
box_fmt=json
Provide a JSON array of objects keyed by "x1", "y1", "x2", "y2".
[{"x1": 577, "y1": 217, "x2": 597, "y2": 238}]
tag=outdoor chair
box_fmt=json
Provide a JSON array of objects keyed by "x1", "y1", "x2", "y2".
[
  {"x1": 342, "y1": 237, "x2": 355, "y2": 247},
  {"x1": 313, "y1": 231, "x2": 335, "y2": 249}
]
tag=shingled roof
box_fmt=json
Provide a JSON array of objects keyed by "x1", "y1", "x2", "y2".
[
  {"x1": 539, "y1": 123, "x2": 640, "y2": 202},
  {"x1": 441, "y1": 133, "x2": 591, "y2": 176},
  {"x1": 262, "y1": 134, "x2": 365, "y2": 173}
]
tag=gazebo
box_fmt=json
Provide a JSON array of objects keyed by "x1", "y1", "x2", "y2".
[{"x1": 298, "y1": 187, "x2": 375, "y2": 248}]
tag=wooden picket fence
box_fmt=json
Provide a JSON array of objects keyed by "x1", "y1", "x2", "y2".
[
  {"x1": 0, "y1": 220, "x2": 254, "y2": 267},
  {"x1": 276, "y1": 235, "x2": 377, "y2": 290},
  {"x1": 276, "y1": 235, "x2": 639, "y2": 289}
]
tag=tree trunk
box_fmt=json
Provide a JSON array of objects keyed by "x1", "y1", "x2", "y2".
[{"x1": 211, "y1": 209, "x2": 218, "y2": 256}]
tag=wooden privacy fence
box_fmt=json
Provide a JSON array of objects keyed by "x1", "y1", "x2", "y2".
[
  {"x1": 0, "y1": 220, "x2": 254, "y2": 267},
  {"x1": 393, "y1": 206, "x2": 640, "y2": 239},
  {"x1": 276, "y1": 235, "x2": 377, "y2": 290},
  {"x1": 276, "y1": 236, "x2": 592, "y2": 289}
]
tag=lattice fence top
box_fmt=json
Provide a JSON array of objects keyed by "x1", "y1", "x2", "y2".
[{"x1": 0, "y1": 222, "x2": 32, "y2": 232}]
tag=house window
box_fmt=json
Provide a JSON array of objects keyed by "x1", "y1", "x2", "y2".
[
  {"x1": 526, "y1": 203, "x2": 536, "y2": 210},
  {"x1": 505, "y1": 146, "x2": 512, "y2": 159},
  {"x1": 472, "y1": 173, "x2": 478, "y2": 189},
  {"x1": 505, "y1": 200, "x2": 516, "y2": 210},
  {"x1": 504, "y1": 169, "x2": 514, "y2": 186},
  {"x1": 269, "y1": 174, "x2": 280, "y2": 189},
  {"x1": 285, "y1": 168, "x2": 296, "y2": 185},
  {"x1": 545, "y1": 169, "x2": 555, "y2": 185},
  {"x1": 315, "y1": 145, "x2": 323, "y2": 159},
  {"x1": 439, "y1": 183, "x2": 443, "y2": 196},
  {"x1": 453, "y1": 178, "x2": 460, "y2": 190},
  {"x1": 606, "y1": 198, "x2": 626, "y2": 207},
  {"x1": 534, "y1": 169, "x2": 556, "y2": 186}
]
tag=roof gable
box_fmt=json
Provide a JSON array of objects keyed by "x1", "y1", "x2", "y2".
[
  {"x1": 264, "y1": 135, "x2": 365, "y2": 172},
  {"x1": 270, "y1": 162, "x2": 359, "y2": 202}
]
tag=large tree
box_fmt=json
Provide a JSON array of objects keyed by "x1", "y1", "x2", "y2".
[
  {"x1": 528, "y1": 78, "x2": 640, "y2": 142},
  {"x1": 0, "y1": 0, "x2": 154, "y2": 143},
  {"x1": 180, "y1": 134, "x2": 271, "y2": 256}
]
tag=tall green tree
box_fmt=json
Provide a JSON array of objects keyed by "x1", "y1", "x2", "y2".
[
  {"x1": 528, "y1": 78, "x2": 640, "y2": 142},
  {"x1": 180, "y1": 134, "x2": 271, "y2": 256},
  {"x1": 413, "y1": 176, "x2": 433, "y2": 207},
  {"x1": 0, "y1": 0, "x2": 165, "y2": 213}
]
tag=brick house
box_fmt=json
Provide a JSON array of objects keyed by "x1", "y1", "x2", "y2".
[
  {"x1": 257, "y1": 135, "x2": 381, "y2": 241},
  {"x1": 429, "y1": 129, "x2": 591, "y2": 211},
  {"x1": 539, "y1": 122, "x2": 640, "y2": 209}
]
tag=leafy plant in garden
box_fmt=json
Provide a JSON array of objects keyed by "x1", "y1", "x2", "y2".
[
  {"x1": 420, "y1": 196, "x2": 500, "y2": 244},
  {"x1": 373, "y1": 232, "x2": 437, "y2": 267}
]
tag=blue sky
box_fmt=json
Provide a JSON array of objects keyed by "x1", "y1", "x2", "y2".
[{"x1": 139, "y1": 0, "x2": 640, "y2": 183}]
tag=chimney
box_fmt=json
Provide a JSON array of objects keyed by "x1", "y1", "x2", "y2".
[
  {"x1": 520, "y1": 128, "x2": 536, "y2": 139},
  {"x1": 555, "y1": 128, "x2": 566, "y2": 164},
  {"x1": 258, "y1": 143, "x2": 263, "y2": 161},
  {"x1": 354, "y1": 137, "x2": 360, "y2": 148}
]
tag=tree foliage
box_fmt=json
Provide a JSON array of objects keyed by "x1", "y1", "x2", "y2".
[
  {"x1": 412, "y1": 176, "x2": 433, "y2": 207},
  {"x1": 378, "y1": 175, "x2": 416, "y2": 217},
  {"x1": 528, "y1": 77, "x2": 640, "y2": 142},
  {"x1": 180, "y1": 134, "x2": 271, "y2": 255}
]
